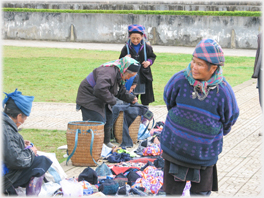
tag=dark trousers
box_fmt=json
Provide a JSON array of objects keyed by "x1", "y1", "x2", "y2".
[
  {"x1": 80, "y1": 105, "x2": 113, "y2": 128},
  {"x1": 163, "y1": 159, "x2": 218, "y2": 196},
  {"x1": 5, "y1": 156, "x2": 52, "y2": 195},
  {"x1": 81, "y1": 105, "x2": 113, "y2": 143}
]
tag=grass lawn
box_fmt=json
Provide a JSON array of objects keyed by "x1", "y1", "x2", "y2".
[
  {"x1": 3, "y1": 46, "x2": 255, "y2": 162},
  {"x1": 19, "y1": 129, "x2": 67, "y2": 163},
  {"x1": 3, "y1": 46, "x2": 255, "y2": 105}
]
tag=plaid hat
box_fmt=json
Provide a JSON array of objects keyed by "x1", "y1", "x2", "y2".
[
  {"x1": 128, "y1": 24, "x2": 147, "y2": 39},
  {"x1": 78, "y1": 167, "x2": 98, "y2": 185},
  {"x1": 193, "y1": 38, "x2": 225, "y2": 66}
]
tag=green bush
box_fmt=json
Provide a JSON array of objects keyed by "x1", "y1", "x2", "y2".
[{"x1": 3, "y1": 8, "x2": 261, "y2": 17}]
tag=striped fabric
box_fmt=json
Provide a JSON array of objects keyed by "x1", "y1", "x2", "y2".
[
  {"x1": 193, "y1": 39, "x2": 225, "y2": 66},
  {"x1": 161, "y1": 71, "x2": 239, "y2": 166}
]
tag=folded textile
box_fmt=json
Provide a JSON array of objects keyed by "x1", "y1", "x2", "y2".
[
  {"x1": 169, "y1": 162, "x2": 200, "y2": 183},
  {"x1": 78, "y1": 167, "x2": 98, "y2": 185},
  {"x1": 114, "y1": 173, "x2": 128, "y2": 187},
  {"x1": 98, "y1": 179, "x2": 119, "y2": 195},
  {"x1": 107, "y1": 152, "x2": 132, "y2": 163},
  {"x1": 95, "y1": 163, "x2": 113, "y2": 178},
  {"x1": 111, "y1": 166, "x2": 140, "y2": 175}
]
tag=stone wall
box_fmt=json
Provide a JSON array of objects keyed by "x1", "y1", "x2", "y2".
[
  {"x1": 3, "y1": 1, "x2": 262, "y2": 11},
  {"x1": 2, "y1": 11, "x2": 261, "y2": 49}
]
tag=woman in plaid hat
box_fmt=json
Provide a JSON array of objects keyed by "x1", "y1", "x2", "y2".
[
  {"x1": 160, "y1": 39, "x2": 239, "y2": 196},
  {"x1": 119, "y1": 24, "x2": 157, "y2": 106}
]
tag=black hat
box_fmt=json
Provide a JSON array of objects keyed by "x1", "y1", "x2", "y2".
[
  {"x1": 127, "y1": 63, "x2": 140, "y2": 73},
  {"x1": 78, "y1": 167, "x2": 98, "y2": 185}
]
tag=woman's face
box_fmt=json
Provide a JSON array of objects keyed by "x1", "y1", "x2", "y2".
[
  {"x1": 122, "y1": 72, "x2": 137, "y2": 81},
  {"x1": 16, "y1": 113, "x2": 27, "y2": 127},
  {"x1": 130, "y1": 33, "x2": 143, "y2": 45},
  {"x1": 191, "y1": 57, "x2": 218, "y2": 81}
]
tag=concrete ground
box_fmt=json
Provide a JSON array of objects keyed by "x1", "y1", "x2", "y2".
[{"x1": 3, "y1": 39, "x2": 263, "y2": 197}]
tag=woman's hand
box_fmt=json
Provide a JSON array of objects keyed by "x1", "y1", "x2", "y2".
[
  {"x1": 30, "y1": 146, "x2": 38, "y2": 155},
  {"x1": 142, "y1": 61, "x2": 150, "y2": 68},
  {"x1": 24, "y1": 140, "x2": 31, "y2": 147},
  {"x1": 131, "y1": 96, "x2": 138, "y2": 104}
]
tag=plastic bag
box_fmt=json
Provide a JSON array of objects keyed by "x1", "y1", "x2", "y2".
[
  {"x1": 137, "y1": 124, "x2": 150, "y2": 140},
  {"x1": 60, "y1": 179, "x2": 83, "y2": 196},
  {"x1": 15, "y1": 187, "x2": 26, "y2": 196},
  {"x1": 26, "y1": 175, "x2": 45, "y2": 196},
  {"x1": 37, "y1": 151, "x2": 67, "y2": 183},
  {"x1": 38, "y1": 181, "x2": 61, "y2": 196},
  {"x1": 181, "y1": 181, "x2": 191, "y2": 197}
]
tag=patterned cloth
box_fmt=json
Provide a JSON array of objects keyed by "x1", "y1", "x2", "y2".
[
  {"x1": 192, "y1": 38, "x2": 225, "y2": 66},
  {"x1": 132, "y1": 166, "x2": 163, "y2": 194},
  {"x1": 100, "y1": 57, "x2": 139, "y2": 85},
  {"x1": 142, "y1": 144, "x2": 161, "y2": 156},
  {"x1": 128, "y1": 24, "x2": 147, "y2": 39}
]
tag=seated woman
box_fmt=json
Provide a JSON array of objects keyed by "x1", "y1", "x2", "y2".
[
  {"x1": 2, "y1": 89, "x2": 52, "y2": 195},
  {"x1": 76, "y1": 57, "x2": 140, "y2": 148}
]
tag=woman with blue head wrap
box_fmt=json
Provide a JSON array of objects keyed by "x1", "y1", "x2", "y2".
[{"x1": 2, "y1": 89, "x2": 52, "y2": 195}]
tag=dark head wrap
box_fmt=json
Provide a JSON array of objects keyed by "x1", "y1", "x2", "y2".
[
  {"x1": 2, "y1": 89, "x2": 34, "y2": 116},
  {"x1": 192, "y1": 38, "x2": 225, "y2": 66},
  {"x1": 127, "y1": 63, "x2": 140, "y2": 72}
]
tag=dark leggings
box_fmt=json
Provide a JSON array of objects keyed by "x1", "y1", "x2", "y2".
[{"x1": 80, "y1": 105, "x2": 113, "y2": 128}]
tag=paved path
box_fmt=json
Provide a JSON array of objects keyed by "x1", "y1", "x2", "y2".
[
  {"x1": 3, "y1": 39, "x2": 257, "y2": 57},
  {"x1": 3, "y1": 40, "x2": 263, "y2": 197}
]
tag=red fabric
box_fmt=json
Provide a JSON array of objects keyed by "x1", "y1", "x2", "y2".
[
  {"x1": 126, "y1": 158, "x2": 156, "y2": 163},
  {"x1": 111, "y1": 166, "x2": 140, "y2": 175}
]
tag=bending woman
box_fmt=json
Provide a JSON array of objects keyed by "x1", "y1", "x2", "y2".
[{"x1": 76, "y1": 57, "x2": 140, "y2": 148}]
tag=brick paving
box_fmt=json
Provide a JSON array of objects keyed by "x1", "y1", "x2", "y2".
[{"x1": 4, "y1": 40, "x2": 263, "y2": 197}]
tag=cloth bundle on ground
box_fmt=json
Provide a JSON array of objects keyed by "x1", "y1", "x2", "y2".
[
  {"x1": 78, "y1": 167, "x2": 98, "y2": 185},
  {"x1": 95, "y1": 163, "x2": 113, "y2": 180},
  {"x1": 98, "y1": 179, "x2": 119, "y2": 195},
  {"x1": 142, "y1": 144, "x2": 161, "y2": 156},
  {"x1": 132, "y1": 166, "x2": 163, "y2": 195},
  {"x1": 114, "y1": 173, "x2": 129, "y2": 187},
  {"x1": 107, "y1": 152, "x2": 132, "y2": 163},
  {"x1": 112, "y1": 103, "x2": 149, "y2": 147}
]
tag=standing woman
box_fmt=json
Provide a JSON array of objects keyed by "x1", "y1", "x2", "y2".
[
  {"x1": 119, "y1": 24, "x2": 157, "y2": 106},
  {"x1": 76, "y1": 57, "x2": 140, "y2": 148},
  {"x1": 161, "y1": 39, "x2": 239, "y2": 196}
]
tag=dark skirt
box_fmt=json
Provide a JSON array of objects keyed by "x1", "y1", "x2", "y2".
[
  {"x1": 137, "y1": 79, "x2": 154, "y2": 105},
  {"x1": 163, "y1": 159, "x2": 218, "y2": 195}
]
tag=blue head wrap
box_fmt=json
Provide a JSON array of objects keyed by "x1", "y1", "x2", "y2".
[{"x1": 2, "y1": 89, "x2": 34, "y2": 116}]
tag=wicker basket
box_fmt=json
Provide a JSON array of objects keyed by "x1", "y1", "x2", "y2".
[
  {"x1": 114, "y1": 111, "x2": 141, "y2": 144},
  {"x1": 66, "y1": 121, "x2": 104, "y2": 167}
]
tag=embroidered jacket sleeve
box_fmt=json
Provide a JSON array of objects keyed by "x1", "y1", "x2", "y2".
[
  {"x1": 218, "y1": 81, "x2": 240, "y2": 135},
  {"x1": 145, "y1": 44, "x2": 156, "y2": 66},
  {"x1": 163, "y1": 71, "x2": 184, "y2": 111}
]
